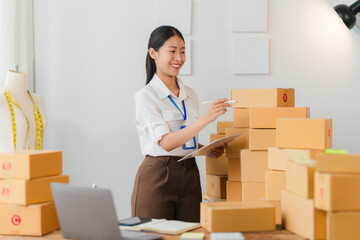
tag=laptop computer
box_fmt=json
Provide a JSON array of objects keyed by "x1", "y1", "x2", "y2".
[{"x1": 51, "y1": 183, "x2": 162, "y2": 240}]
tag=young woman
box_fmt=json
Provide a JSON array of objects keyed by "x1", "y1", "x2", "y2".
[{"x1": 131, "y1": 26, "x2": 230, "y2": 222}]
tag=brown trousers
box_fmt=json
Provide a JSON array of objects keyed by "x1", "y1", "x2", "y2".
[{"x1": 131, "y1": 155, "x2": 202, "y2": 222}]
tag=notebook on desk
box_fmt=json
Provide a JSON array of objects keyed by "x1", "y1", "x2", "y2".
[{"x1": 51, "y1": 183, "x2": 162, "y2": 240}]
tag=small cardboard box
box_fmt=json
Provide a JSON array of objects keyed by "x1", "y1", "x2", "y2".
[
  {"x1": 250, "y1": 107, "x2": 310, "y2": 129},
  {"x1": 0, "y1": 150, "x2": 62, "y2": 179},
  {"x1": 217, "y1": 121, "x2": 233, "y2": 134},
  {"x1": 233, "y1": 109, "x2": 250, "y2": 128},
  {"x1": 240, "y1": 150, "x2": 268, "y2": 182},
  {"x1": 242, "y1": 182, "x2": 265, "y2": 202},
  {"x1": 286, "y1": 160, "x2": 316, "y2": 199},
  {"x1": 276, "y1": 118, "x2": 332, "y2": 150},
  {"x1": 231, "y1": 88, "x2": 295, "y2": 108},
  {"x1": 226, "y1": 181, "x2": 242, "y2": 202},
  {"x1": 228, "y1": 158, "x2": 240, "y2": 181},
  {"x1": 264, "y1": 200, "x2": 282, "y2": 225},
  {"x1": 249, "y1": 129, "x2": 276, "y2": 151},
  {"x1": 281, "y1": 190, "x2": 326, "y2": 240},
  {"x1": 316, "y1": 152, "x2": 360, "y2": 174},
  {"x1": 206, "y1": 175, "x2": 228, "y2": 199},
  {"x1": 314, "y1": 172, "x2": 360, "y2": 211},
  {"x1": 206, "y1": 134, "x2": 228, "y2": 175},
  {"x1": 0, "y1": 201, "x2": 59, "y2": 236},
  {"x1": 200, "y1": 201, "x2": 276, "y2": 232},
  {"x1": 268, "y1": 147, "x2": 321, "y2": 171},
  {"x1": 327, "y1": 211, "x2": 360, "y2": 240},
  {"x1": 225, "y1": 128, "x2": 249, "y2": 158},
  {"x1": 0, "y1": 175, "x2": 69, "y2": 205},
  {"x1": 265, "y1": 170, "x2": 286, "y2": 201}
]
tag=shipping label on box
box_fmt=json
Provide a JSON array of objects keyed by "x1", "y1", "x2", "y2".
[
  {"x1": 206, "y1": 175, "x2": 228, "y2": 199},
  {"x1": 226, "y1": 181, "x2": 242, "y2": 202},
  {"x1": 228, "y1": 158, "x2": 240, "y2": 181},
  {"x1": 242, "y1": 182, "x2": 265, "y2": 202},
  {"x1": 249, "y1": 129, "x2": 276, "y2": 151},
  {"x1": 225, "y1": 128, "x2": 249, "y2": 158},
  {"x1": 217, "y1": 121, "x2": 233, "y2": 134},
  {"x1": 327, "y1": 212, "x2": 360, "y2": 240},
  {"x1": 240, "y1": 150, "x2": 267, "y2": 183},
  {"x1": 233, "y1": 109, "x2": 250, "y2": 128},
  {"x1": 276, "y1": 118, "x2": 332, "y2": 150},
  {"x1": 265, "y1": 170, "x2": 286, "y2": 201},
  {"x1": 286, "y1": 160, "x2": 316, "y2": 199},
  {"x1": 316, "y1": 152, "x2": 360, "y2": 174}
]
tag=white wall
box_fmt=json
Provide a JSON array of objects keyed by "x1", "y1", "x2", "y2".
[{"x1": 34, "y1": 0, "x2": 360, "y2": 219}]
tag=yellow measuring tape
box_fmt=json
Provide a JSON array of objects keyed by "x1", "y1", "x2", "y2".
[{"x1": 3, "y1": 88, "x2": 44, "y2": 150}]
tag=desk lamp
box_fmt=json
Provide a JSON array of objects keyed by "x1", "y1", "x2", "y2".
[{"x1": 334, "y1": 0, "x2": 360, "y2": 29}]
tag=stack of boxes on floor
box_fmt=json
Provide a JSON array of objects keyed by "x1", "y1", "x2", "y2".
[{"x1": 0, "y1": 150, "x2": 69, "y2": 236}]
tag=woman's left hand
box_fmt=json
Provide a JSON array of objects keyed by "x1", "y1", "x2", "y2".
[{"x1": 207, "y1": 144, "x2": 226, "y2": 158}]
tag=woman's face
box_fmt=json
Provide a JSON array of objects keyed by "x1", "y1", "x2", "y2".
[{"x1": 150, "y1": 35, "x2": 186, "y2": 79}]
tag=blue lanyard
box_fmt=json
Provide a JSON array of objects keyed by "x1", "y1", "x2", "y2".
[{"x1": 168, "y1": 96, "x2": 186, "y2": 121}]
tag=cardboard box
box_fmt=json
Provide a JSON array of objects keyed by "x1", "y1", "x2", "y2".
[
  {"x1": 231, "y1": 88, "x2": 295, "y2": 108},
  {"x1": 250, "y1": 107, "x2": 310, "y2": 129},
  {"x1": 327, "y1": 212, "x2": 360, "y2": 240},
  {"x1": 201, "y1": 201, "x2": 276, "y2": 232},
  {"x1": 0, "y1": 201, "x2": 59, "y2": 236},
  {"x1": 242, "y1": 182, "x2": 265, "y2": 202},
  {"x1": 276, "y1": 118, "x2": 332, "y2": 150},
  {"x1": 217, "y1": 121, "x2": 233, "y2": 134},
  {"x1": 249, "y1": 129, "x2": 276, "y2": 151},
  {"x1": 233, "y1": 109, "x2": 250, "y2": 128},
  {"x1": 0, "y1": 175, "x2": 69, "y2": 205},
  {"x1": 206, "y1": 175, "x2": 228, "y2": 199},
  {"x1": 286, "y1": 160, "x2": 316, "y2": 199},
  {"x1": 265, "y1": 170, "x2": 286, "y2": 201},
  {"x1": 225, "y1": 128, "x2": 249, "y2": 158},
  {"x1": 314, "y1": 172, "x2": 360, "y2": 211},
  {"x1": 226, "y1": 181, "x2": 242, "y2": 202},
  {"x1": 206, "y1": 134, "x2": 228, "y2": 176},
  {"x1": 240, "y1": 150, "x2": 268, "y2": 182},
  {"x1": 316, "y1": 152, "x2": 360, "y2": 174},
  {"x1": 228, "y1": 158, "x2": 240, "y2": 181},
  {"x1": 268, "y1": 147, "x2": 322, "y2": 171},
  {"x1": 281, "y1": 190, "x2": 326, "y2": 240},
  {"x1": 264, "y1": 200, "x2": 282, "y2": 225},
  {"x1": 0, "y1": 150, "x2": 62, "y2": 179}
]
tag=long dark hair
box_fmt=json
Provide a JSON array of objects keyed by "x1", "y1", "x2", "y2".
[{"x1": 146, "y1": 26, "x2": 185, "y2": 85}]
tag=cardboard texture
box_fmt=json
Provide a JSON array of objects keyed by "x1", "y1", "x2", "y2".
[
  {"x1": 240, "y1": 150, "x2": 268, "y2": 182},
  {"x1": 233, "y1": 109, "x2": 250, "y2": 128},
  {"x1": 286, "y1": 160, "x2": 316, "y2": 199},
  {"x1": 281, "y1": 190, "x2": 326, "y2": 240},
  {"x1": 206, "y1": 175, "x2": 228, "y2": 199},
  {"x1": 327, "y1": 212, "x2": 360, "y2": 240},
  {"x1": 314, "y1": 172, "x2": 360, "y2": 211},
  {"x1": 264, "y1": 200, "x2": 282, "y2": 225},
  {"x1": 316, "y1": 153, "x2": 360, "y2": 174},
  {"x1": 249, "y1": 129, "x2": 276, "y2": 151},
  {"x1": 206, "y1": 134, "x2": 228, "y2": 175},
  {"x1": 242, "y1": 182, "x2": 265, "y2": 202},
  {"x1": 268, "y1": 147, "x2": 321, "y2": 170},
  {"x1": 226, "y1": 181, "x2": 242, "y2": 202},
  {"x1": 228, "y1": 158, "x2": 241, "y2": 181},
  {"x1": 0, "y1": 201, "x2": 59, "y2": 236},
  {"x1": 225, "y1": 128, "x2": 249, "y2": 158},
  {"x1": 0, "y1": 175, "x2": 69, "y2": 205},
  {"x1": 250, "y1": 107, "x2": 310, "y2": 129},
  {"x1": 276, "y1": 118, "x2": 332, "y2": 150},
  {"x1": 231, "y1": 88, "x2": 295, "y2": 108},
  {"x1": 217, "y1": 121, "x2": 233, "y2": 134},
  {"x1": 200, "y1": 201, "x2": 276, "y2": 232},
  {"x1": 265, "y1": 170, "x2": 286, "y2": 201},
  {"x1": 0, "y1": 150, "x2": 62, "y2": 179}
]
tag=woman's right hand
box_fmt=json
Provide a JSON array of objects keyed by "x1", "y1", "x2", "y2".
[{"x1": 201, "y1": 98, "x2": 231, "y2": 124}]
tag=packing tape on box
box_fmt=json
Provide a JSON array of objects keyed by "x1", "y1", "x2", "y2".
[{"x1": 211, "y1": 176, "x2": 215, "y2": 196}]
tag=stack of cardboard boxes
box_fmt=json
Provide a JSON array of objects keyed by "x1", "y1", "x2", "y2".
[{"x1": 0, "y1": 150, "x2": 69, "y2": 236}]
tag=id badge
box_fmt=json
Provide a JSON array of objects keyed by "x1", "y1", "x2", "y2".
[{"x1": 180, "y1": 125, "x2": 197, "y2": 150}]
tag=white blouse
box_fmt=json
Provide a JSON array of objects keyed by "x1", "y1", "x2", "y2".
[{"x1": 135, "y1": 74, "x2": 200, "y2": 157}]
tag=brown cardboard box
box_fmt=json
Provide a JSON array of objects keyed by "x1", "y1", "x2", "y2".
[
  {"x1": 233, "y1": 109, "x2": 250, "y2": 128},
  {"x1": 228, "y1": 158, "x2": 240, "y2": 181},
  {"x1": 206, "y1": 134, "x2": 228, "y2": 175},
  {"x1": 231, "y1": 88, "x2": 295, "y2": 108},
  {"x1": 0, "y1": 175, "x2": 69, "y2": 205},
  {"x1": 265, "y1": 200, "x2": 282, "y2": 225},
  {"x1": 327, "y1": 212, "x2": 360, "y2": 240},
  {"x1": 281, "y1": 190, "x2": 326, "y2": 240},
  {"x1": 316, "y1": 153, "x2": 360, "y2": 174},
  {"x1": 242, "y1": 182, "x2": 265, "y2": 202},
  {"x1": 0, "y1": 150, "x2": 62, "y2": 179},
  {"x1": 206, "y1": 175, "x2": 228, "y2": 199},
  {"x1": 226, "y1": 181, "x2": 242, "y2": 202},
  {"x1": 0, "y1": 201, "x2": 59, "y2": 236},
  {"x1": 249, "y1": 129, "x2": 276, "y2": 151},
  {"x1": 250, "y1": 107, "x2": 310, "y2": 129},
  {"x1": 201, "y1": 201, "x2": 276, "y2": 232},
  {"x1": 225, "y1": 128, "x2": 249, "y2": 158},
  {"x1": 265, "y1": 170, "x2": 286, "y2": 201},
  {"x1": 217, "y1": 121, "x2": 233, "y2": 134},
  {"x1": 240, "y1": 150, "x2": 268, "y2": 182},
  {"x1": 276, "y1": 118, "x2": 332, "y2": 150},
  {"x1": 268, "y1": 147, "x2": 321, "y2": 171},
  {"x1": 286, "y1": 160, "x2": 316, "y2": 199},
  {"x1": 314, "y1": 172, "x2": 360, "y2": 211}
]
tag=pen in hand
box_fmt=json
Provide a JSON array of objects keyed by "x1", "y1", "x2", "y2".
[{"x1": 202, "y1": 100, "x2": 238, "y2": 104}]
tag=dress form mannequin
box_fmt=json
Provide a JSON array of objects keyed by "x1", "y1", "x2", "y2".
[{"x1": 0, "y1": 69, "x2": 47, "y2": 152}]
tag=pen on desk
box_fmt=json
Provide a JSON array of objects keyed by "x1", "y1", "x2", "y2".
[{"x1": 202, "y1": 100, "x2": 238, "y2": 104}]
